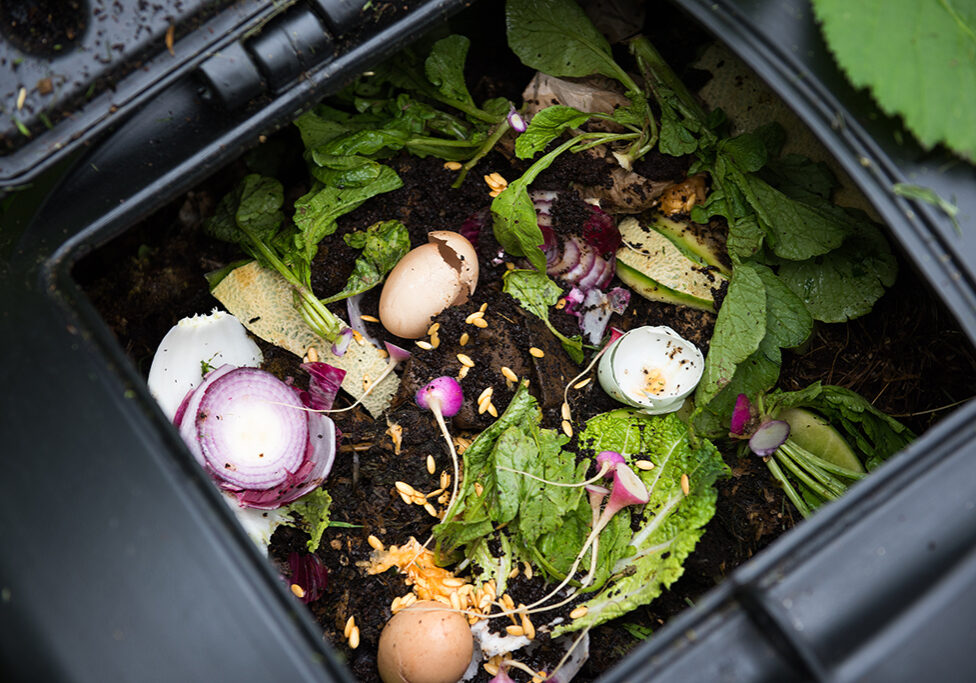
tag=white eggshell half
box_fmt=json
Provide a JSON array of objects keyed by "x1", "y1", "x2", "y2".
[
  {"x1": 379, "y1": 231, "x2": 479, "y2": 339},
  {"x1": 148, "y1": 309, "x2": 263, "y2": 420},
  {"x1": 598, "y1": 325, "x2": 704, "y2": 415}
]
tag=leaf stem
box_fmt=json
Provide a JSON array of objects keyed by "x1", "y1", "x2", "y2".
[
  {"x1": 453, "y1": 118, "x2": 512, "y2": 188},
  {"x1": 237, "y1": 223, "x2": 342, "y2": 341},
  {"x1": 764, "y1": 455, "x2": 812, "y2": 517}
]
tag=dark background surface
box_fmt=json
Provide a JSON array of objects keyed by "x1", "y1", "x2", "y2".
[{"x1": 1, "y1": 1, "x2": 974, "y2": 681}]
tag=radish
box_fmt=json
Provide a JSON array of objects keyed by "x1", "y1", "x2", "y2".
[
  {"x1": 416, "y1": 376, "x2": 465, "y2": 514},
  {"x1": 521, "y1": 463, "x2": 649, "y2": 612}
]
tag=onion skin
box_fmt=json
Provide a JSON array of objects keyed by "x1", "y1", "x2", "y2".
[{"x1": 288, "y1": 552, "x2": 329, "y2": 604}]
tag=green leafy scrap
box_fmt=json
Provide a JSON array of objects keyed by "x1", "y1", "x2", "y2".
[
  {"x1": 502, "y1": 269, "x2": 584, "y2": 363},
  {"x1": 813, "y1": 0, "x2": 976, "y2": 162},
  {"x1": 553, "y1": 410, "x2": 728, "y2": 636},
  {"x1": 292, "y1": 165, "x2": 403, "y2": 262},
  {"x1": 506, "y1": 0, "x2": 639, "y2": 94},
  {"x1": 284, "y1": 488, "x2": 333, "y2": 553},
  {"x1": 776, "y1": 220, "x2": 897, "y2": 322},
  {"x1": 514, "y1": 105, "x2": 593, "y2": 159},
  {"x1": 319, "y1": 220, "x2": 410, "y2": 304}
]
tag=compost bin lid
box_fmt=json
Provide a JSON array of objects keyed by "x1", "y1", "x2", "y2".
[{"x1": 0, "y1": 0, "x2": 401, "y2": 189}]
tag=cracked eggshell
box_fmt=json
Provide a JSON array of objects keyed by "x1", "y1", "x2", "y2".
[
  {"x1": 597, "y1": 325, "x2": 704, "y2": 415},
  {"x1": 379, "y1": 231, "x2": 479, "y2": 339},
  {"x1": 377, "y1": 601, "x2": 474, "y2": 683}
]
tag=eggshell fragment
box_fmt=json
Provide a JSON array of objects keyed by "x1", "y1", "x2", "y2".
[
  {"x1": 377, "y1": 601, "x2": 473, "y2": 683},
  {"x1": 379, "y1": 231, "x2": 479, "y2": 339}
]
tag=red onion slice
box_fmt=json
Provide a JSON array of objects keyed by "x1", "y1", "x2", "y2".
[
  {"x1": 195, "y1": 368, "x2": 308, "y2": 490},
  {"x1": 176, "y1": 364, "x2": 237, "y2": 467},
  {"x1": 562, "y1": 241, "x2": 597, "y2": 283},
  {"x1": 548, "y1": 236, "x2": 582, "y2": 276},
  {"x1": 235, "y1": 411, "x2": 335, "y2": 509}
]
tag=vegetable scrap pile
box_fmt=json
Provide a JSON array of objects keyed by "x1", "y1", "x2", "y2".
[{"x1": 75, "y1": 0, "x2": 976, "y2": 681}]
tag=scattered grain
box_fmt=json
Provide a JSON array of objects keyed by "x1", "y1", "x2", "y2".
[
  {"x1": 681, "y1": 473, "x2": 690, "y2": 496},
  {"x1": 458, "y1": 365, "x2": 470, "y2": 380},
  {"x1": 426, "y1": 455, "x2": 436, "y2": 475},
  {"x1": 561, "y1": 420, "x2": 573, "y2": 437},
  {"x1": 501, "y1": 366, "x2": 519, "y2": 382},
  {"x1": 506, "y1": 625, "x2": 525, "y2": 637},
  {"x1": 529, "y1": 347, "x2": 545, "y2": 358},
  {"x1": 465, "y1": 311, "x2": 485, "y2": 324},
  {"x1": 635, "y1": 459, "x2": 655, "y2": 471},
  {"x1": 561, "y1": 402, "x2": 572, "y2": 420},
  {"x1": 424, "y1": 502, "x2": 439, "y2": 518},
  {"x1": 472, "y1": 317, "x2": 488, "y2": 329},
  {"x1": 459, "y1": 332, "x2": 470, "y2": 346},
  {"x1": 344, "y1": 616, "x2": 355, "y2": 638},
  {"x1": 360, "y1": 314, "x2": 380, "y2": 323},
  {"x1": 457, "y1": 353, "x2": 475, "y2": 367},
  {"x1": 290, "y1": 584, "x2": 305, "y2": 598},
  {"x1": 305, "y1": 346, "x2": 319, "y2": 363},
  {"x1": 395, "y1": 481, "x2": 416, "y2": 495},
  {"x1": 444, "y1": 160, "x2": 462, "y2": 170},
  {"x1": 367, "y1": 535, "x2": 384, "y2": 551},
  {"x1": 570, "y1": 605, "x2": 589, "y2": 619},
  {"x1": 415, "y1": 340, "x2": 434, "y2": 350},
  {"x1": 349, "y1": 626, "x2": 360, "y2": 649},
  {"x1": 573, "y1": 377, "x2": 593, "y2": 389}
]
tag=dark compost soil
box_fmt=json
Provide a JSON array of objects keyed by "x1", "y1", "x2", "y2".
[{"x1": 73, "y1": 3, "x2": 976, "y2": 681}]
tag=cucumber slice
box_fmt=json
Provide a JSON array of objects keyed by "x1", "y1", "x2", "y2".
[
  {"x1": 615, "y1": 217, "x2": 725, "y2": 311},
  {"x1": 616, "y1": 260, "x2": 717, "y2": 311},
  {"x1": 778, "y1": 407, "x2": 865, "y2": 473},
  {"x1": 645, "y1": 212, "x2": 731, "y2": 276}
]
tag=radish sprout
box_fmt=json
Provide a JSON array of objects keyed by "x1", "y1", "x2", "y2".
[{"x1": 416, "y1": 376, "x2": 465, "y2": 514}]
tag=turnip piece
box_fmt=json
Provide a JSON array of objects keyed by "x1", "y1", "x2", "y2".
[
  {"x1": 585, "y1": 484, "x2": 610, "y2": 581},
  {"x1": 416, "y1": 377, "x2": 465, "y2": 513},
  {"x1": 748, "y1": 419, "x2": 791, "y2": 457},
  {"x1": 595, "y1": 450, "x2": 624, "y2": 477},
  {"x1": 522, "y1": 463, "x2": 649, "y2": 612}
]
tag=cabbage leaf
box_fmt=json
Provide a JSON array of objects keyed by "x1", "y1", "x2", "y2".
[{"x1": 552, "y1": 409, "x2": 728, "y2": 636}]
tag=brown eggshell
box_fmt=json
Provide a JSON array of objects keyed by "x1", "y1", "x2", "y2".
[
  {"x1": 379, "y1": 232, "x2": 479, "y2": 339},
  {"x1": 376, "y1": 601, "x2": 473, "y2": 683},
  {"x1": 427, "y1": 231, "x2": 479, "y2": 299}
]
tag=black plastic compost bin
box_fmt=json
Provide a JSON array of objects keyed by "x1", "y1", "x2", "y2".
[{"x1": 2, "y1": 1, "x2": 975, "y2": 681}]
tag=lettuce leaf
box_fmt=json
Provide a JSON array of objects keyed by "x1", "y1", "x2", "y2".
[
  {"x1": 552, "y1": 409, "x2": 728, "y2": 636},
  {"x1": 435, "y1": 386, "x2": 727, "y2": 634}
]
